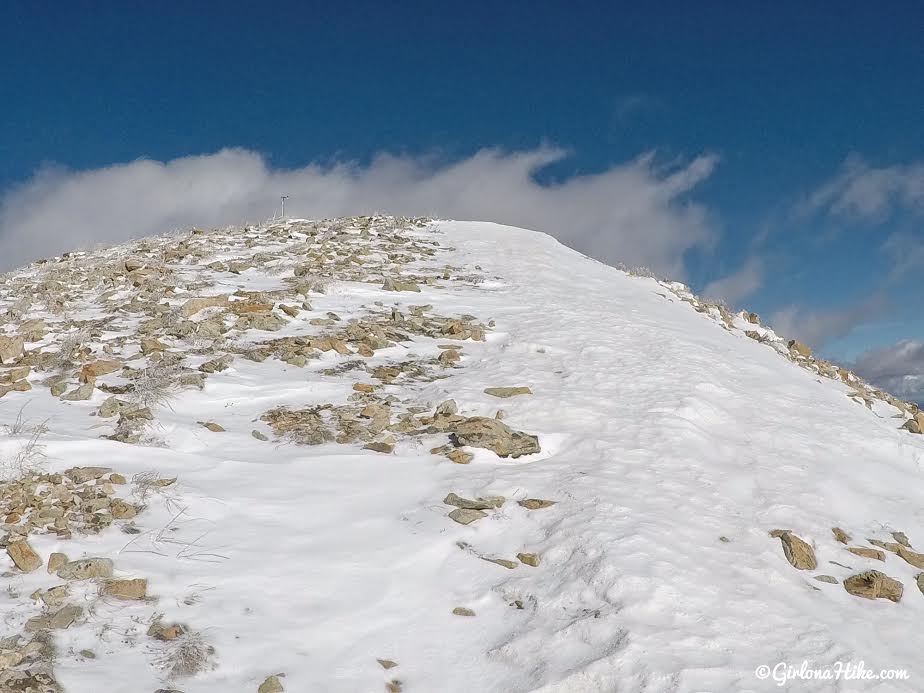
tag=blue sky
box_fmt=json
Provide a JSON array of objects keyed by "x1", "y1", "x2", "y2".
[{"x1": 1, "y1": 1, "x2": 923, "y2": 398}]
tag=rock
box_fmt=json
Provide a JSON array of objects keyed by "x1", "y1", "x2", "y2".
[
  {"x1": 47, "y1": 553, "x2": 68, "y2": 574},
  {"x1": 200, "y1": 421, "x2": 225, "y2": 432},
  {"x1": 843, "y1": 570, "x2": 903, "y2": 602},
  {"x1": 279, "y1": 304, "x2": 299, "y2": 318},
  {"x1": 61, "y1": 381, "x2": 95, "y2": 401},
  {"x1": 917, "y1": 573, "x2": 924, "y2": 595},
  {"x1": 902, "y1": 419, "x2": 922, "y2": 434},
  {"x1": 101, "y1": 578, "x2": 147, "y2": 600},
  {"x1": 484, "y1": 387, "x2": 533, "y2": 398},
  {"x1": 788, "y1": 340, "x2": 812, "y2": 358},
  {"x1": 66, "y1": 467, "x2": 112, "y2": 483},
  {"x1": 180, "y1": 295, "x2": 229, "y2": 317},
  {"x1": 258, "y1": 675, "x2": 285, "y2": 693},
  {"x1": 353, "y1": 383, "x2": 375, "y2": 393},
  {"x1": 452, "y1": 607, "x2": 475, "y2": 617},
  {"x1": 869, "y1": 539, "x2": 902, "y2": 553},
  {"x1": 518, "y1": 498, "x2": 556, "y2": 510},
  {"x1": 892, "y1": 531, "x2": 912, "y2": 548},
  {"x1": 199, "y1": 354, "x2": 234, "y2": 373},
  {"x1": 382, "y1": 278, "x2": 420, "y2": 292},
  {"x1": 814, "y1": 575, "x2": 839, "y2": 584},
  {"x1": 517, "y1": 552, "x2": 541, "y2": 567},
  {"x1": 745, "y1": 312, "x2": 760, "y2": 324},
  {"x1": 386, "y1": 681, "x2": 403, "y2": 693},
  {"x1": 110, "y1": 500, "x2": 138, "y2": 519},
  {"x1": 848, "y1": 547, "x2": 885, "y2": 561},
  {"x1": 377, "y1": 659, "x2": 398, "y2": 670},
  {"x1": 446, "y1": 449, "x2": 473, "y2": 465},
  {"x1": 252, "y1": 430, "x2": 269, "y2": 441},
  {"x1": 0, "y1": 335, "x2": 24, "y2": 364},
  {"x1": 79, "y1": 650, "x2": 96, "y2": 659},
  {"x1": 148, "y1": 622, "x2": 185, "y2": 641},
  {"x1": 25, "y1": 604, "x2": 82, "y2": 632},
  {"x1": 771, "y1": 530, "x2": 817, "y2": 570},
  {"x1": 57, "y1": 557, "x2": 114, "y2": 580},
  {"x1": 448, "y1": 508, "x2": 487, "y2": 525},
  {"x1": 443, "y1": 493, "x2": 504, "y2": 510},
  {"x1": 79, "y1": 360, "x2": 122, "y2": 382},
  {"x1": 896, "y1": 546, "x2": 924, "y2": 569},
  {"x1": 831, "y1": 527, "x2": 850, "y2": 544},
  {"x1": 438, "y1": 349, "x2": 460, "y2": 366},
  {"x1": 363, "y1": 441, "x2": 394, "y2": 453},
  {"x1": 7, "y1": 540, "x2": 41, "y2": 572},
  {"x1": 482, "y1": 557, "x2": 518, "y2": 569},
  {"x1": 140, "y1": 337, "x2": 167, "y2": 355},
  {"x1": 451, "y1": 417, "x2": 540, "y2": 458},
  {"x1": 435, "y1": 399, "x2": 458, "y2": 416},
  {"x1": 109, "y1": 473, "x2": 127, "y2": 484}
]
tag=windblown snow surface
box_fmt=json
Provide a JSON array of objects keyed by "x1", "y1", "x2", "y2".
[{"x1": 2, "y1": 219, "x2": 924, "y2": 692}]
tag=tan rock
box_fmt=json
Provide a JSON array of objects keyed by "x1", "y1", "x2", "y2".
[
  {"x1": 843, "y1": 570, "x2": 903, "y2": 602},
  {"x1": 902, "y1": 419, "x2": 923, "y2": 434},
  {"x1": 518, "y1": 498, "x2": 556, "y2": 510},
  {"x1": 896, "y1": 546, "x2": 924, "y2": 569},
  {"x1": 258, "y1": 675, "x2": 285, "y2": 693},
  {"x1": 25, "y1": 604, "x2": 82, "y2": 632},
  {"x1": 363, "y1": 441, "x2": 394, "y2": 454},
  {"x1": 200, "y1": 421, "x2": 225, "y2": 432},
  {"x1": 110, "y1": 500, "x2": 138, "y2": 519},
  {"x1": 517, "y1": 552, "x2": 541, "y2": 567},
  {"x1": 451, "y1": 417, "x2": 540, "y2": 458},
  {"x1": 57, "y1": 557, "x2": 114, "y2": 580},
  {"x1": 831, "y1": 527, "x2": 850, "y2": 544},
  {"x1": 101, "y1": 578, "x2": 147, "y2": 600},
  {"x1": 47, "y1": 552, "x2": 68, "y2": 574},
  {"x1": 7, "y1": 540, "x2": 41, "y2": 572},
  {"x1": 452, "y1": 607, "x2": 475, "y2": 617},
  {"x1": 847, "y1": 547, "x2": 885, "y2": 561},
  {"x1": 66, "y1": 466, "x2": 112, "y2": 483},
  {"x1": 0, "y1": 335, "x2": 24, "y2": 364},
  {"x1": 179, "y1": 295, "x2": 229, "y2": 317},
  {"x1": 109, "y1": 473, "x2": 127, "y2": 484},
  {"x1": 377, "y1": 659, "x2": 398, "y2": 670},
  {"x1": 443, "y1": 493, "x2": 504, "y2": 510},
  {"x1": 482, "y1": 557, "x2": 518, "y2": 569},
  {"x1": 788, "y1": 340, "x2": 812, "y2": 358},
  {"x1": 79, "y1": 360, "x2": 121, "y2": 382},
  {"x1": 484, "y1": 386, "x2": 532, "y2": 398},
  {"x1": 448, "y1": 508, "x2": 487, "y2": 525},
  {"x1": 353, "y1": 383, "x2": 375, "y2": 393},
  {"x1": 446, "y1": 449, "x2": 473, "y2": 464},
  {"x1": 61, "y1": 381, "x2": 95, "y2": 401},
  {"x1": 892, "y1": 531, "x2": 912, "y2": 548},
  {"x1": 771, "y1": 530, "x2": 817, "y2": 570}
]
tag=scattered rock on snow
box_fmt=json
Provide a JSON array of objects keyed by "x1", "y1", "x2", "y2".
[
  {"x1": 484, "y1": 386, "x2": 532, "y2": 398},
  {"x1": 443, "y1": 493, "x2": 505, "y2": 510},
  {"x1": 847, "y1": 547, "x2": 885, "y2": 561},
  {"x1": 6, "y1": 540, "x2": 41, "y2": 572},
  {"x1": 0, "y1": 335, "x2": 24, "y2": 364},
  {"x1": 518, "y1": 498, "x2": 556, "y2": 510},
  {"x1": 832, "y1": 527, "x2": 850, "y2": 544},
  {"x1": 770, "y1": 530, "x2": 817, "y2": 570},
  {"x1": 843, "y1": 570, "x2": 903, "y2": 602},
  {"x1": 448, "y1": 508, "x2": 487, "y2": 525},
  {"x1": 517, "y1": 552, "x2": 541, "y2": 567},
  {"x1": 257, "y1": 674, "x2": 285, "y2": 693},
  {"x1": 452, "y1": 607, "x2": 475, "y2": 617},
  {"x1": 450, "y1": 417, "x2": 540, "y2": 458},
  {"x1": 56, "y1": 558, "x2": 114, "y2": 580}
]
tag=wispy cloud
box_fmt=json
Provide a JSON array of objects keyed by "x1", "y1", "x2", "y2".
[
  {"x1": 702, "y1": 257, "x2": 764, "y2": 306},
  {"x1": 0, "y1": 147, "x2": 719, "y2": 276},
  {"x1": 801, "y1": 155, "x2": 924, "y2": 222},
  {"x1": 769, "y1": 293, "x2": 890, "y2": 349},
  {"x1": 853, "y1": 340, "x2": 924, "y2": 404}
]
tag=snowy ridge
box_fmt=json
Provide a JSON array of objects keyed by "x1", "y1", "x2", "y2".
[{"x1": 0, "y1": 217, "x2": 923, "y2": 693}]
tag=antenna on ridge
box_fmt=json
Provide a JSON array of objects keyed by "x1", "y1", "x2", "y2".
[{"x1": 280, "y1": 195, "x2": 289, "y2": 219}]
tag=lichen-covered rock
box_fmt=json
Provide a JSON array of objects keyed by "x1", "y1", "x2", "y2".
[
  {"x1": 450, "y1": 417, "x2": 540, "y2": 458},
  {"x1": 843, "y1": 570, "x2": 903, "y2": 602}
]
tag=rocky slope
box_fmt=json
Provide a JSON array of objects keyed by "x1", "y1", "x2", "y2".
[{"x1": 0, "y1": 216, "x2": 922, "y2": 692}]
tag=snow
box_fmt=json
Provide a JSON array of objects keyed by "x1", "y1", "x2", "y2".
[{"x1": 3, "y1": 219, "x2": 924, "y2": 692}]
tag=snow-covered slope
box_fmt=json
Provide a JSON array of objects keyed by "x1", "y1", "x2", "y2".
[{"x1": 1, "y1": 217, "x2": 923, "y2": 692}]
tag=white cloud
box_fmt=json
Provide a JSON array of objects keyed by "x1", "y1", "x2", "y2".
[
  {"x1": 769, "y1": 293, "x2": 890, "y2": 349},
  {"x1": 702, "y1": 257, "x2": 763, "y2": 306},
  {"x1": 0, "y1": 147, "x2": 719, "y2": 276},
  {"x1": 853, "y1": 340, "x2": 924, "y2": 405},
  {"x1": 802, "y1": 155, "x2": 924, "y2": 222}
]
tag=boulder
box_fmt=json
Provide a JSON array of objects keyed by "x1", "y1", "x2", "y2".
[
  {"x1": 0, "y1": 335, "x2": 24, "y2": 364},
  {"x1": 451, "y1": 417, "x2": 540, "y2": 458},
  {"x1": 101, "y1": 578, "x2": 147, "y2": 600},
  {"x1": 56, "y1": 558, "x2": 114, "y2": 580},
  {"x1": 770, "y1": 530, "x2": 817, "y2": 570},
  {"x1": 843, "y1": 570, "x2": 903, "y2": 602},
  {"x1": 6, "y1": 540, "x2": 41, "y2": 572},
  {"x1": 443, "y1": 493, "x2": 504, "y2": 510}
]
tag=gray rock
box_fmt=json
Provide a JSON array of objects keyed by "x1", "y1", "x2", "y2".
[
  {"x1": 448, "y1": 508, "x2": 487, "y2": 525},
  {"x1": 56, "y1": 558, "x2": 114, "y2": 580},
  {"x1": 451, "y1": 417, "x2": 540, "y2": 458}
]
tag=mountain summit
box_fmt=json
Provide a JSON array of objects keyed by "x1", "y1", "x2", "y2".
[{"x1": 0, "y1": 216, "x2": 922, "y2": 692}]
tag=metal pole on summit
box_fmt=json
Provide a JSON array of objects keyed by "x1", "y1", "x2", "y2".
[{"x1": 281, "y1": 195, "x2": 289, "y2": 218}]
